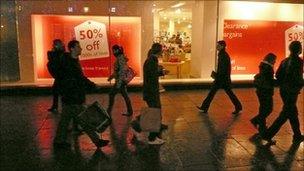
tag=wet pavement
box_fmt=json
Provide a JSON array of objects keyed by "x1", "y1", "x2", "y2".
[{"x1": 0, "y1": 88, "x2": 303, "y2": 171}]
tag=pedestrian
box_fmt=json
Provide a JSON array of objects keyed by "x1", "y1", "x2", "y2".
[
  {"x1": 263, "y1": 41, "x2": 304, "y2": 144},
  {"x1": 47, "y1": 39, "x2": 65, "y2": 113},
  {"x1": 107, "y1": 45, "x2": 133, "y2": 117},
  {"x1": 250, "y1": 53, "x2": 277, "y2": 135},
  {"x1": 53, "y1": 40, "x2": 109, "y2": 149},
  {"x1": 197, "y1": 40, "x2": 242, "y2": 114},
  {"x1": 141, "y1": 43, "x2": 169, "y2": 145}
]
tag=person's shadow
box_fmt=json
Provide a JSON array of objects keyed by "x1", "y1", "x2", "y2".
[
  {"x1": 201, "y1": 113, "x2": 240, "y2": 170},
  {"x1": 250, "y1": 137, "x2": 302, "y2": 170}
]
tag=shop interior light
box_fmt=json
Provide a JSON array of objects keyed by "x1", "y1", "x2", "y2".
[
  {"x1": 175, "y1": 8, "x2": 181, "y2": 14},
  {"x1": 153, "y1": 4, "x2": 156, "y2": 7},
  {"x1": 171, "y1": 2, "x2": 185, "y2": 8},
  {"x1": 111, "y1": 7, "x2": 116, "y2": 13},
  {"x1": 83, "y1": 7, "x2": 89, "y2": 13},
  {"x1": 68, "y1": 7, "x2": 73, "y2": 12},
  {"x1": 1, "y1": 25, "x2": 4, "y2": 28}
]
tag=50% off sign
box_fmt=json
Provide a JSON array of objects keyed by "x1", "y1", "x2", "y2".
[{"x1": 74, "y1": 20, "x2": 109, "y2": 59}]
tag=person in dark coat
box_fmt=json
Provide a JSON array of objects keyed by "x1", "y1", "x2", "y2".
[
  {"x1": 197, "y1": 40, "x2": 242, "y2": 114},
  {"x1": 53, "y1": 40, "x2": 109, "y2": 149},
  {"x1": 47, "y1": 39, "x2": 65, "y2": 113},
  {"x1": 263, "y1": 41, "x2": 304, "y2": 144},
  {"x1": 107, "y1": 45, "x2": 133, "y2": 116},
  {"x1": 250, "y1": 53, "x2": 277, "y2": 135},
  {"x1": 142, "y1": 43, "x2": 168, "y2": 145}
]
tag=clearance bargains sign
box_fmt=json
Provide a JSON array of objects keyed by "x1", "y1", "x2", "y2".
[
  {"x1": 32, "y1": 15, "x2": 141, "y2": 79},
  {"x1": 74, "y1": 20, "x2": 109, "y2": 59},
  {"x1": 224, "y1": 20, "x2": 303, "y2": 75}
]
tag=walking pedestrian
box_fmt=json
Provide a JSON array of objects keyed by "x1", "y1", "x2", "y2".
[
  {"x1": 263, "y1": 41, "x2": 304, "y2": 144},
  {"x1": 107, "y1": 45, "x2": 133, "y2": 117},
  {"x1": 47, "y1": 39, "x2": 65, "y2": 113},
  {"x1": 53, "y1": 40, "x2": 109, "y2": 149},
  {"x1": 197, "y1": 40, "x2": 242, "y2": 114},
  {"x1": 250, "y1": 53, "x2": 277, "y2": 135}
]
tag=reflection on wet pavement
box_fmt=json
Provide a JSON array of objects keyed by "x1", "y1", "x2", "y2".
[{"x1": 0, "y1": 88, "x2": 303, "y2": 170}]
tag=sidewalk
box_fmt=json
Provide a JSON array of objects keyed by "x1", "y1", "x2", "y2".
[{"x1": 0, "y1": 88, "x2": 303, "y2": 170}]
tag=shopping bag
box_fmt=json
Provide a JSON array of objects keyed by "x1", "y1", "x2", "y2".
[
  {"x1": 122, "y1": 66, "x2": 136, "y2": 84},
  {"x1": 139, "y1": 107, "x2": 161, "y2": 132},
  {"x1": 77, "y1": 101, "x2": 111, "y2": 133}
]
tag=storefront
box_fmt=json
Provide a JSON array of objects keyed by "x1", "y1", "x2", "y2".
[{"x1": 0, "y1": 0, "x2": 303, "y2": 86}]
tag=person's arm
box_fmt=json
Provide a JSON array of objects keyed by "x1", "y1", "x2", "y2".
[{"x1": 216, "y1": 53, "x2": 228, "y2": 80}]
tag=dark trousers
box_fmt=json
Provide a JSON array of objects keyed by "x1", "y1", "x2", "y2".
[
  {"x1": 267, "y1": 89, "x2": 301, "y2": 139},
  {"x1": 54, "y1": 104, "x2": 101, "y2": 146},
  {"x1": 51, "y1": 79, "x2": 59, "y2": 109},
  {"x1": 252, "y1": 89, "x2": 273, "y2": 131},
  {"x1": 145, "y1": 97, "x2": 161, "y2": 141},
  {"x1": 200, "y1": 83, "x2": 242, "y2": 111},
  {"x1": 107, "y1": 83, "x2": 133, "y2": 115}
]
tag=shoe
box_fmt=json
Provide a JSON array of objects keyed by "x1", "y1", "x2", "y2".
[
  {"x1": 131, "y1": 128, "x2": 146, "y2": 142},
  {"x1": 48, "y1": 107, "x2": 58, "y2": 113},
  {"x1": 232, "y1": 109, "x2": 242, "y2": 114},
  {"x1": 96, "y1": 139, "x2": 110, "y2": 148},
  {"x1": 53, "y1": 142, "x2": 71, "y2": 149},
  {"x1": 159, "y1": 88, "x2": 166, "y2": 93},
  {"x1": 292, "y1": 135, "x2": 304, "y2": 144},
  {"x1": 196, "y1": 106, "x2": 207, "y2": 113},
  {"x1": 148, "y1": 137, "x2": 165, "y2": 145},
  {"x1": 122, "y1": 113, "x2": 132, "y2": 117},
  {"x1": 160, "y1": 124, "x2": 168, "y2": 131}
]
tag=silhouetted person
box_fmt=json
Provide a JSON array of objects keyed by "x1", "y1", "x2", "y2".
[
  {"x1": 197, "y1": 40, "x2": 242, "y2": 114},
  {"x1": 107, "y1": 45, "x2": 133, "y2": 117},
  {"x1": 143, "y1": 43, "x2": 168, "y2": 145},
  {"x1": 263, "y1": 41, "x2": 304, "y2": 144},
  {"x1": 47, "y1": 39, "x2": 65, "y2": 113},
  {"x1": 53, "y1": 40, "x2": 109, "y2": 149},
  {"x1": 250, "y1": 53, "x2": 277, "y2": 135}
]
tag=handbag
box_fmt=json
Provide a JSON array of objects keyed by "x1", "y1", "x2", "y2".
[
  {"x1": 139, "y1": 107, "x2": 162, "y2": 132},
  {"x1": 77, "y1": 101, "x2": 111, "y2": 133},
  {"x1": 122, "y1": 66, "x2": 136, "y2": 84}
]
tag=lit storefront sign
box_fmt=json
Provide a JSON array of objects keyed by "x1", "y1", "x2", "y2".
[
  {"x1": 32, "y1": 15, "x2": 141, "y2": 79},
  {"x1": 224, "y1": 20, "x2": 303, "y2": 75}
]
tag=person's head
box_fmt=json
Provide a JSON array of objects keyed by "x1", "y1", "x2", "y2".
[
  {"x1": 263, "y1": 53, "x2": 277, "y2": 65},
  {"x1": 68, "y1": 40, "x2": 82, "y2": 58},
  {"x1": 289, "y1": 41, "x2": 302, "y2": 56},
  {"x1": 53, "y1": 39, "x2": 65, "y2": 51},
  {"x1": 112, "y1": 45, "x2": 124, "y2": 57},
  {"x1": 150, "y1": 43, "x2": 163, "y2": 56},
  {"x1": 216, "y1": 40, "x2": 226, "y2": 51}
]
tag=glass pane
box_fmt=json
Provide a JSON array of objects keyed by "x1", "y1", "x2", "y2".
[
  {"x1": 29, "y1": 1, "x2": 111, "y2": 82},
  {"x1": 1, "y1": 1, "x2": 20, "y2": 82},
  {"x1": 219, "y1": 0, "x2": 303, "y2": 80},
  {"x1": 153, "y1": 1, "x2": 219, "y2": 81}
]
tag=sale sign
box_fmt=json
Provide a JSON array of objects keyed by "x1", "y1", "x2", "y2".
[
  {"x1": 32, "y1": 15, "x2": 141, "y2": 79},
  {"x1": 224, "y1": 20, "x2": 303, "y2": 75},
  {"x1": 285, "y1": 25, "x2": 303, "y2": 57},
  {"x1": 74, "y1": 20, "x2": 109, "y2": 59}
]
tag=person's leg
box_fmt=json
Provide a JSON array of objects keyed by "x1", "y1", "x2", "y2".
[
  {"x1": 258, "y1": 94, "x2": 273, "y2": 132},
  {"x1": 199, "y1": 84, "x2": 219, "y2": 111},
  {"x1": 107, "y1": 85, "x2": 118, "y2": 114},
  {"x1": 120, "y1": 84, "x2": 133, "y2": 116},
  {"x1": 53, "y1": 104, "x2": 74, "y2": 145},
  {"x1": 284, "y1": 93, "x2": 302, "y2": 138},
  {"x1": 49, "y1": 80, "x2": 59, "y2": 111},
  {"x1": 224, "y1": 87, "x2": 242, "y2": 112},
  {"x1": 146, "y1": 98, "x2": 162, "y2": 141},
  {"x1": 264, "y1": 89, "x2": 289, "y2": 139},
  {"x1": 251, "y1": 90, "x2": 264, "y2": 127}
]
